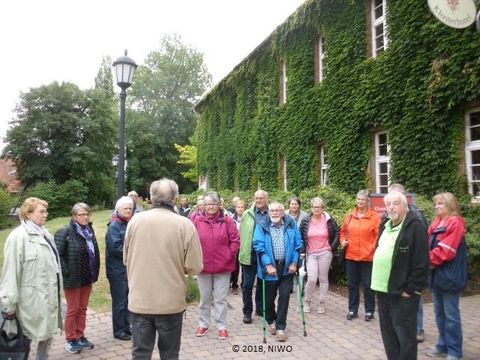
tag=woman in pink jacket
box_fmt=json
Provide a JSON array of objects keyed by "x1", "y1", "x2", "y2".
[{"x1": 193, "y1": 191, "x2": 240, "y2": 340}]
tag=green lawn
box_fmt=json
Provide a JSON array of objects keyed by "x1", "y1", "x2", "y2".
[{"x1": 0, "y1": 210, "x2": 113, "y2": 312}]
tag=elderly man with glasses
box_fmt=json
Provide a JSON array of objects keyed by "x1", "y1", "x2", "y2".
[{"x1": 253, "y1": 201, "x2": 302, "y2": 342}]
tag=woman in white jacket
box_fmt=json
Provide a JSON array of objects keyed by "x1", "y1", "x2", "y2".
[{"x1": 0, "y1": 197, "x2": 63, "y2": 360}]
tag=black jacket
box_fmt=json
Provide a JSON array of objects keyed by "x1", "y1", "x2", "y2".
[
  {"x1": 376, "y1": 211, "x2": 429, "y2": 296},
  {"x1": 54, "y1": 220, "x2": 100, "y2": 289},
  {"x1": 299, "y1": 213, "x2": 340, "y2": 254}
]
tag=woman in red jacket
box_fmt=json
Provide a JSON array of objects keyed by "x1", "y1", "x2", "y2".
[
  {"x1": 339, "y1": 190, "x2": 380, "y2": 321},
  {"x1": 193, "y1": 191, "x2": 240, "y2": 340},
  {"x1": 426, "y1": 192, "x2": 466, "y2": 360}
]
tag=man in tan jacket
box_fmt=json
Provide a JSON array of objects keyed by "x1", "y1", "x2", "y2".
[{"x1": 124, "y1": 178, "x2": 203, "y2": 360}]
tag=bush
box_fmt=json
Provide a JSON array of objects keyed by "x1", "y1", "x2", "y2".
[
  {"x1": 186, "y1": 276, "x2": 200, "y2": 304},
  {"x1": 25, "y1": 180, "x2": 88, "y2": 218},
  {"x1": 0, "y1": 187, "x2": 13, "y2": 229}
]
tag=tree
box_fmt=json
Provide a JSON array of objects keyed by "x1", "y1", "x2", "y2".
[
  {"x1": 174, "y1": 143, "x2": 197, "y2": 183},
  {"x1": 126, "y1": 34, "x2": 211, "y2": 195},
  {"x1": 3, "y1": 82, "x2": 89, "y2": 188},
  {"x1": 2, "y1": 74, "x2": 117, "y2": 205}
]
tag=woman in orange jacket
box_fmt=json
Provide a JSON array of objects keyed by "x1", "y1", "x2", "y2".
[{"x1": 339, "y1": 190, "x2": 380, "y2": 321}]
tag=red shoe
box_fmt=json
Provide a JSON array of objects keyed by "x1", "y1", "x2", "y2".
[
  {"x1": 195, "y1": 327, "x2": 208, "y2": 337},
  {"x1": 218, "y1": 329, "x2": 228, "y2": 340}
]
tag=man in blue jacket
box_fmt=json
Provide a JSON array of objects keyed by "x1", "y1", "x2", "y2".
[{"x1": 253, "y1": 201, "x2": 302, "y2": 342}]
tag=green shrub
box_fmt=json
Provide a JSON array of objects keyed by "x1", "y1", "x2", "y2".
[
  {"x1": 186, "y1": 276, "x2": 200, "y2": 304},
  {"x1": 25, "y1": 180, "x2": 88, "y2": 218},
  {"x1": 0, "y1": 187, "x2": 13, "y2": 229}
]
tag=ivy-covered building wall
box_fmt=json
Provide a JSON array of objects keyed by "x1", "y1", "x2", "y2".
[{"x1": 195, "y1": 0, "x2": 480, "y2": 197}]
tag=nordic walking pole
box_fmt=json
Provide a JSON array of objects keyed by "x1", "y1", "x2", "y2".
[
  {"x1": 262, "y1": 269, "x2": 267, "y2": 344},
  {"x1": 297, "y1": 259, "x2": 307, "y2": 337}
]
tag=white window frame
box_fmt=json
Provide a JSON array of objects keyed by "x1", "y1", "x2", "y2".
[
  {"x1": 320, "y1": 145, "x2": 329, "y2": 185},
  {"x1": 280, "y1": 60, "x2": 287, "y2": 105},
  {"x1": 465, "y1": 108, "x2": 480, "y2": 199},
  {"x1": 375, "y1": 131, "x2": 390, "y2": 193},
  {"x1": 371, "y1": 0, "x2": 388, "y2": 57},
  {"x1": 318, "y1": 35, "x2": 325, "y2": 82}
]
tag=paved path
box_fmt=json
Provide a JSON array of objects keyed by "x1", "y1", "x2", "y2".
[{"x1": 32, "y1": 290, "x2": 480, "y2": 359}]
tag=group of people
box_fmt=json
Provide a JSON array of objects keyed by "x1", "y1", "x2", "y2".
[{"x1": 0, "y1": 179, "x2": 468, "y2": 360}]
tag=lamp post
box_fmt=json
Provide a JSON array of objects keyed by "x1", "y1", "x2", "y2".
[{"x1": 112, "y1": 50, "x2": 137, "y2": 199}]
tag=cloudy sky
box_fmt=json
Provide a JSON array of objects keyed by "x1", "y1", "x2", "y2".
[{"x1": 0, "y1": 0, "x2": 306, "y2": 147}]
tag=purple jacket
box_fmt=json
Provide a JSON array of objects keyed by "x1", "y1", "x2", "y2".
[{"x1": 193, "y1": 211, "x2": 240, "y2": 274}]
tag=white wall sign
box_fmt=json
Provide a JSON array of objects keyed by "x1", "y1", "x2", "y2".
[{"x1": 428, "y1": 0, "x2": 477, "y2": 29}]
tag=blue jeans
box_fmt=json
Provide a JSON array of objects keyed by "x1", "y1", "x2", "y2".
[
  {"x1": 241, "y1": 264, "x2": 263, "y2": 316},
  {"x1": 432, "y1": 289, "x2": 463, "y2": 358},
  {"x1": 109, "y1": 278, "x2": 130, "y2": 337},
  {"x1": 416, "y1": 295, "x2": 424, "y2": 333},
  {"x1": 346, "y1": 260, "x2": 375, "y2": 314},
  {"x1": 130, "y1": 311, "x2": 184, "y2": 360}
]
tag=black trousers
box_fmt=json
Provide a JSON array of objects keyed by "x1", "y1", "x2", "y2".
[
  {"x1": 377, "y1": 292, "x2": 420, "y2": 360},
  {"x1": 265, "y1": 261, "x2": 294, "y2": 331},
  {"x1": 130, "y1": 311, "x2": 184, "y2": 360}
]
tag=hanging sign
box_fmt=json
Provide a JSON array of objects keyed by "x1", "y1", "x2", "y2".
[{"x1": 428, "y1": 0, "x2": 477, "y2": 29}]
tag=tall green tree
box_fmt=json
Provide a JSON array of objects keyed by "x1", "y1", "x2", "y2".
[
  {"x1": 126, "y1": 34, "x2": 211, "y2": 195},
  {"x1": 3, "y1": 74, "x2": 117, "y2": 205}
]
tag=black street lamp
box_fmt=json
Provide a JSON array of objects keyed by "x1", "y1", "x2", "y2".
[{"x1": 112, "y1": 50, "x2": 137, "y2": 200}]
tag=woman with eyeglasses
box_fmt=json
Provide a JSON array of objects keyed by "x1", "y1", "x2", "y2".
[
  {"x1": 54, "y1": 203, "x2": 100, "y2": 354},
  {"x1": 0, "y1": 197, "x2": 62, "y2": 359},
  {"x1": 192, "y1": 191, "x2": 240, "y2": 340},
  {"x1": 299, "y1": 197, "x2": 339, "y2": 314}
]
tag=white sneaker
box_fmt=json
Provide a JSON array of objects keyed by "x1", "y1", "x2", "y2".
[
  {"x1": 317, "y1": 302, "x2": 326, "y2": 314},
  {"x1": 303, "y1": 301, "x2": 311, "y2": 313},
  {"x1": 276, "y1": 330, "x2": 287, "y2": 342}
]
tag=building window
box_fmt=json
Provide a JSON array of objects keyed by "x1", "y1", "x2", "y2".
[
  {"x1": 375, "y1": 131, "x2": 390, "y2": 193},
  {"x1": 465, "y1": 109, "x2": 480, "y2": 198},
  {"x1": 318, "y1": 35, "x2": 325, "y2": 83},
  {"x1": 371, "y1": 0, "x2": 388, "y2": 57},
  {"x1": 280, "y1": 59, "x2": 287, "y2": 105},
  {"x1": 320, "y1": 145, "x2": 329, "y2": 185}
]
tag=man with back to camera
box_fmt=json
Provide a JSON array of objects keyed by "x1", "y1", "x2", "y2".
[{"x1": 124, "y1": 178, "x2": 203, "y2": 360}]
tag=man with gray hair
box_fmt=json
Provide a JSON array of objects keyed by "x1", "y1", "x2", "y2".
[
  {"x1": 128, "y1": 191, "x2": 144, "y2": 214},
  {"x1": 124, "y1": 178, "x2": 203, "y2": 360},
  {"x1": 253, "y1": 201, "x2": 302, "y2": 342},
  {"x1": 372, "y1": 191, "x2": 429, "y2": 359},
  {"x1": 383, "y1": 183, "x2": 429, "y2": 343}
]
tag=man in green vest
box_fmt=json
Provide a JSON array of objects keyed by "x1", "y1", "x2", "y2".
[{"x1": 238, "y1": 190, "x2": 268, "y2": 324}]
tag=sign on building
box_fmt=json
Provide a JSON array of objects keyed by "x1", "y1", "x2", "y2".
[{"x1": 428, "y1": 0, "x2": 477, "y2": 29}]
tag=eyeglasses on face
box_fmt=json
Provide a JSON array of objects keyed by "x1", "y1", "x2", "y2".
[
  {"x1": 269, "y1": 209, "x2": 283, "y2": 213},
  {"x1": 76, "y1": 213, "x2": 91, "y2": 218},
  {"x1": 205, "y1": 203, "x2": 219, "y2": 207}
]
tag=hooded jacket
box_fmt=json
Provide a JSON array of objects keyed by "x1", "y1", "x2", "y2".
[
  {"x1": 375, "y1": 211, "x2": 429, "y2": 296},
  {"x1": 193, "y1": 211, "x2": 240, "y2": 274},
  {"x1": 253, "y1": 215, "x2": 302, "y2": 281}
]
